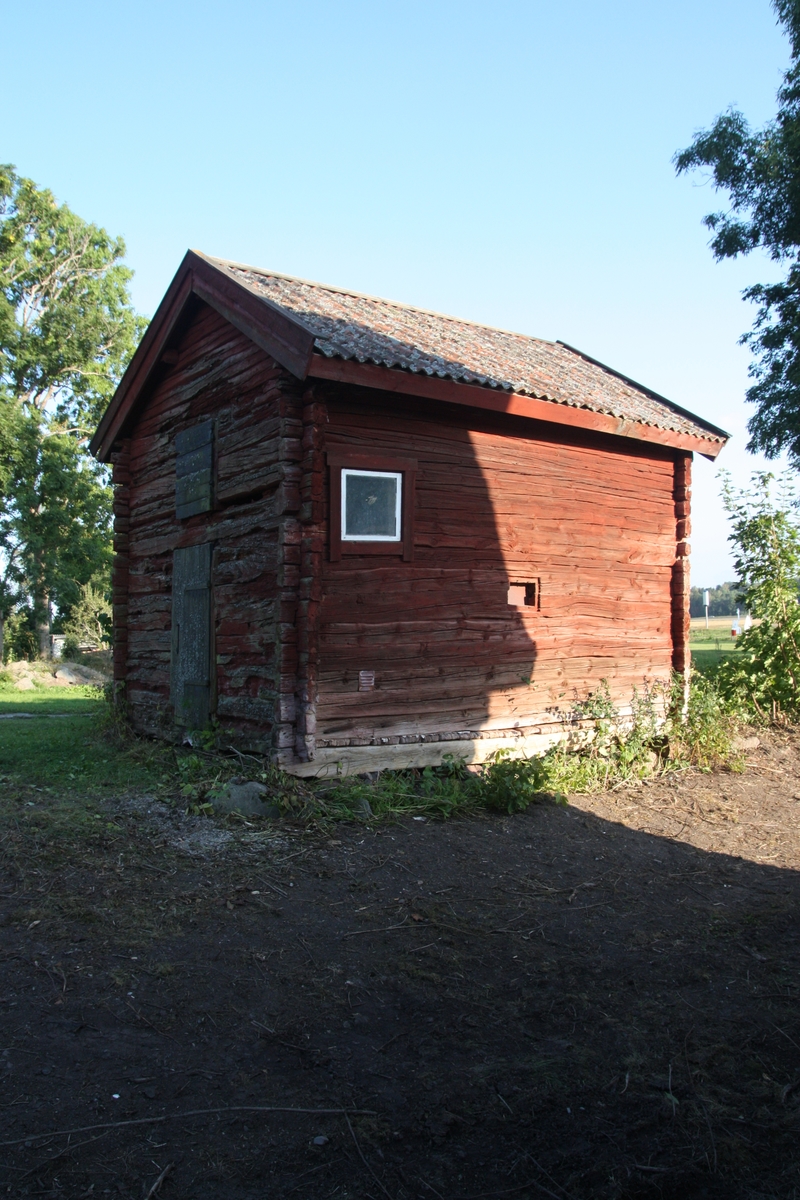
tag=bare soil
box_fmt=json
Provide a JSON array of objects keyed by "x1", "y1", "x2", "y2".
[{"x1": 1, "y1": 732, "x2": 799, "y2": 1199}]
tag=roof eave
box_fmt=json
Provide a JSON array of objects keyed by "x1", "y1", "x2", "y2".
[
  {"x1": 557, "y1": 341, "x2": 731, "y2": 443},
  {"x1": 306, "y1": 353, "x2": 728, "y2": 460},
  {"x1": 90, "y1": 251, "x2": 729, "y2": 464}
]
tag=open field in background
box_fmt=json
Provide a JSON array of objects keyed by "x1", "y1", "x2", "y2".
[
  {"x1": 690, "y1": 617, "x2": 744, "y2": 673},
  {"x1": 0, "y1": 682, "x2": 799, "y2": 1198}
]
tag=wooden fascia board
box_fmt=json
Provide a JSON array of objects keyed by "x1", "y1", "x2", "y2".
[
  {"x1": 188, "y1": 251, "x2": 315, "y2": 380},
  {"x1": 307, "y1": 354, "x2": 727, "y2": 460},
  {"x1": 556, "y1": 340, "x2": 730, "y2": 443},
  {"x1": 90, "y1": 251, "x2": 316, "y2": 462},
  {"x1": 91, "y1": 262, "x2": 196, "y2": 461}
]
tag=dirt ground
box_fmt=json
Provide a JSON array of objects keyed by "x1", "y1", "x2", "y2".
[{"x1": 1, "y1": 732, "x2": 799, "y2": 1199}]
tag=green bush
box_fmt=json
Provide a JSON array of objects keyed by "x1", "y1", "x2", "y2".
[
  {"x1": 2, "y1": 607, "x2": 37, "y2": 662},
  {"x1": 479, "y1": 751, "x2": 553, "y2": 812},
  {"x1": 61, "y1": 581, "x2": 111, "y2": 650},
  {"x1": 62, "y1": 634, "x2": 81, "y2": 660},
  {"x1": 715, "y1": 471, "x2": 800, "y2": 720},
  {"x1": 669, "y1": 670, "x2": 742, "y2": 769}
]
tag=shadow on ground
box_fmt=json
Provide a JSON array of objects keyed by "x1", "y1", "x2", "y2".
[{"x1": 0, "y1": 744, "x2": 799, "y2": 1199}]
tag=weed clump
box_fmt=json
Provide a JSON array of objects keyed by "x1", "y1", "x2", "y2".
[
  {"x1": 670, "y1": 670, "x2": 742, "y2": 768},
  {"x1": 316, "y1": 751, "x2": 559, "y2": 822},
  {"x1": 312, "y1": 673, "x2": 743, "y2": 821}
]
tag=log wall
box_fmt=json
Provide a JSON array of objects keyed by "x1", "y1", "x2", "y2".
[
  {"x1": 313, "y1": 388, "x2": 685, "y2": 751},
  {"x1": 114, "y1": 302, "x2": 304, "y2": 749},
  {"x1": 112, "y1": 307, "x2": 690, "y2": 766}
]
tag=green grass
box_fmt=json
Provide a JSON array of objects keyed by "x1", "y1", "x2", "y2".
[
  {"x1": 690, "y1": 628, "x2": 742, "y2": 675},
  {"x1": 0, "y1": 686, "x2": 169, "y2": 792},
  {"x1": 0, "y1": 684, "x2": 103, "y2": 714},
  {"x1": 692, "y1": 646, "x2": 734, "y2": 672}
]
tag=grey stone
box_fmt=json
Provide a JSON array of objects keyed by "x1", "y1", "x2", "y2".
[
  {"x1": 15, "y1": 678, "x2": 35, "y2": 691},
  {"x1": 351, "y1": 795, "x2": 374, "y2": 818},
  {"x1": 211, "y1": 780, "x2": 281, "y2": 818},
  {"x1": 732, "y1": 735, "x2": 760, "y2": 751},
  {"x1": 54, "y1": 663, "x2": 106, "y2": 686}
]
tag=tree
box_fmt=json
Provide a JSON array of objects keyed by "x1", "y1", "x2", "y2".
[
  {"x1": 0, "y1": 166, "x2": 144, "y2": 656},
  {"x1": 688, "y1": 581, "x2": 742, "y2": 618},
  {"x1": 716, "y1": 471, "x2": 800, "y2": 716},
  {"x1": 0, "y1": 394, "x2": 25, "y2": 661},
  {"x1": 9, "y1": 419, "x2": 114, "y2": 650},
  {"x1": 62, "y1": 581, "x2": 112, "y2": 652},
  {"x1": 675, "y1": 0, "x2": 800, "y2": 464}
]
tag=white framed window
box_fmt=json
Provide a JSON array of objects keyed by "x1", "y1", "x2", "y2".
[
  {"x1": 341, "y1": 469, "x2": 402, "y2": 542},
  {"x1": 327, "y1": 451, "x2": 417, "y2": 562}
]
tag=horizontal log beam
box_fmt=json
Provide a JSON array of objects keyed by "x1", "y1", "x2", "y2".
[{"x1": 278, "y1": 728, "x2": 591, "y2": 777}]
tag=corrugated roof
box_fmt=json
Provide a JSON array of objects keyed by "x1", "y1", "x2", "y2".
[{"x1": 214, "y1": 257, "x2": 726, "y2": 446}]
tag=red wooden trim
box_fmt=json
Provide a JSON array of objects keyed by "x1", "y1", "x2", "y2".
[
  {"x1": 91, "y1": 267, "x2": 195, "y2": 460},
  {"x1": 91, "y1": 251, "x2": 316, "y2": 462},
  {"x1": 326, "y1": 450, "x2": 416, "y2": 562},
  {"x1": 191, "y1": 256, "x2": 315, "y2": 379},
  {"x1": 671, "y1": 453, "x2": 692, "y2": 682},
  {"x1": 326, "y1": 450, "x2": 417, "y2": 471},
  {"x1": 308, "y1": 354, "x2": 726, "y2": 460},
  {"x1": 329, "y1": 461, "x2": 342, "y2": 562},
  {"x1": 401, "y1": 467, "x2": 416, "y2": 564}
]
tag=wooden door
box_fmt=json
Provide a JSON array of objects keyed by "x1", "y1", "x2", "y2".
[{"x1": 171, "y1": 543, "x2": 213, "y2": 729}]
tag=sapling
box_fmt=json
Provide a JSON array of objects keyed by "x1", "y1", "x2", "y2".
[{"x1": 716, "y1": 471, "x2": 800, "y2": 718}]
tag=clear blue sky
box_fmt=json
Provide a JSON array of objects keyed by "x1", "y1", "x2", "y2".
[{"x1": 4, "y1": 0, "x2": 792, "y2": 584}]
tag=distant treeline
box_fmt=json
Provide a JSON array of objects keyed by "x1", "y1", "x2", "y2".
[{"x1": 689, "y1": 582, "x2": 741, "y2": 618}]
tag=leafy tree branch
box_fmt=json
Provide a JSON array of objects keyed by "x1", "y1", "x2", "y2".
[
  {"x1": 0, "y1": 166, "x2": 143, "y2": 656},
  {"x1": 675, "y1": 0, "x2": 800, "y2": 462}
]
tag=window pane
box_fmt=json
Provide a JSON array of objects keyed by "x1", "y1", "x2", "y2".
[{"x1": 343, "y1": 471, "x2": 400, "y2": 539}]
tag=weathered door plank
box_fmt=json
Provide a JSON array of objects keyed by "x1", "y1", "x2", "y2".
[{"x1": 171, "y1": 543, "x2": 212, "y2": 729}]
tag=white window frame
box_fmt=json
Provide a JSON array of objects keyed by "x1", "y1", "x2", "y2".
[{"x1": 341, "y1": 468, "x2": 403, "y2": 542}]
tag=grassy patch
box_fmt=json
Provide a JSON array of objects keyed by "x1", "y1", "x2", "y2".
[
  {"x1": 692, "y1": 645, "x2": 736, "y2": 672},
  {"x1": 690, "y1": 627, "x2": 741, "y2": 675},
  {"x1": 0, "y1": 716, "x2": 169, "y2": 791},
  {"x1": 0, "y1": 684, "x2": 103, "y2": 713},
  {"x1": 0, "y1": 686, "x2": 170, "y2": 792}
]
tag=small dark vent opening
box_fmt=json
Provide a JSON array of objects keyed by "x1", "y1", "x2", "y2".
[{"x1": 508, "y1": 580, "x2": 540, "y2": 609}]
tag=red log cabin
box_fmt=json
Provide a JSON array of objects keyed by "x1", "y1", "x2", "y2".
[{"x1": 90, "y1": 251, "x2": 728, "y2": 777}]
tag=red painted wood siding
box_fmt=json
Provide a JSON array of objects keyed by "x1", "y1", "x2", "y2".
[
  {"x1": 112, "y1": 306, "x2": 688, "y2": 762},
  {"x1": 315, "y1": 391, "x2": 682, "y2": 748}
]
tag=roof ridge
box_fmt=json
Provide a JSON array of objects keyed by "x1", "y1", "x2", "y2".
[{"x1": 203, "y1": 253, "x2": 561, "y2": 349}]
